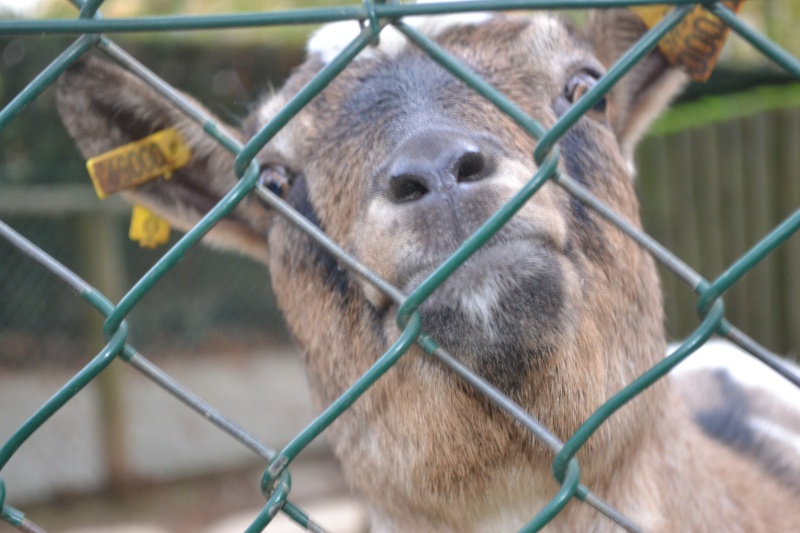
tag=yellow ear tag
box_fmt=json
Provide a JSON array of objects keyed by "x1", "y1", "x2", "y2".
[
  {"x1": 129, "y1": 205, "x2": 170, "y2": 248},
  {"x1": 85, "y1": 128, "x2": 192, "y2": 199},
  {"x1": 630, "y1": 1, "x2": 747, "y2": 82}
]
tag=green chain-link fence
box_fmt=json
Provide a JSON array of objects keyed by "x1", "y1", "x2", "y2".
[{"x1": 1, "y1": 1, "x2": 799, "y2": 532}]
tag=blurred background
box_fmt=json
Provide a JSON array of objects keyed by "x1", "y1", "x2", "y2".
[{"x1": 0, "y1": 1, "x2": 799, "y2": 532}]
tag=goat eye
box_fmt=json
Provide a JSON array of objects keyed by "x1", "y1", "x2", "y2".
[
  {"x1": 258, "y1": 163, "x2": 293, "y2": 199},
  {"x1": 565, "y1": 71, "x2": 606, "y2": 114}
]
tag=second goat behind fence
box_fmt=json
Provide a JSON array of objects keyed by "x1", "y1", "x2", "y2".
[{"x1": 56, "y1": 8, "x2": 800, "y2": 533}]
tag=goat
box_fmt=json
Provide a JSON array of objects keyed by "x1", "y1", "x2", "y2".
[{"x1": 56, "y1": 8, "x2": 800, "y2": 532}]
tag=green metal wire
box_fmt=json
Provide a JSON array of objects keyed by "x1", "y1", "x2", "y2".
[
  {"x1": 1, "y1": 1, "x2": 799, "y2": 532},
  {"x1": 0, "y1": 34, "x2": 98, "y2": 131},
  {"x1": 709, "y1": 3, "x2": 800, "y2": 79},
  {"x1": 0, "y1": 1, "x2": 717, "y2": 36},
  {"x1": 697, "y1": 209, "x2": 800, "y2": 315},
  {"x1": 533, "y1": 4, "x2": 692, "y2": 163},
  {"x1": 0, "y1": 320, "x2": 128, "y2": 473},
  {"x1": 234, "y1": 26, "x2": 377, "y2": 177},
  {"x1": 101, "y1": 161, "x2": 261, "y2": 339},
  {"x1": 0, "y1": 503, "x2": 24, "y2": 530},
  {"x1": 78, "y1": 0, "x2": 104, "y2": 19},
  {"x1": 553, "y1": 299, "x2": 725, "y2": 483},
  {"x1": 393, "y1": 5, "x2": 689, "y2": 318},
  {"x1": 262, "y1": 313, "x2": 423, "y2": 492},
  {"x1": 0, "y1": 212, "x2": 319, "y2": 533},
  {"x1": 246, "y1": 471, "x2": 292, "y2": 533},
  {"x1": 519, "y1": 460, "x2": 581, "y2": 533}
]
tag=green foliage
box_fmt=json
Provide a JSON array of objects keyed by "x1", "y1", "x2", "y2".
[{"x1": 653, "y1": 82, "x2": 800, "y2": 135}]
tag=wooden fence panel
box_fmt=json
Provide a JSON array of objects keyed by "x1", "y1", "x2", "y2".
[{"x1": 638, "y1": 108, "x2": 800, "y2": 356}]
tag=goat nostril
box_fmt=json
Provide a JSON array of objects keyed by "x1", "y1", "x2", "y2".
[
  {"x1": 455, "y1": 150, "x2": 487, "y2": 183},
  {"x1": 385, "y1": 132, "x2": 497, "y2": 203},
  {"x1": 389, "y1": 173, "x2": 429, "y2": 203}
]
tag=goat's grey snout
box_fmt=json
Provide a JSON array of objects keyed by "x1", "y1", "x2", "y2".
[{"x1": 385, "y1": 130, "x2": 496, "y2": 204}]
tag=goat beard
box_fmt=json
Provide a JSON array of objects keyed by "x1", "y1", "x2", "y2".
[{"x1": 405, "y1": 241, "x2": 568, "y2": 395}]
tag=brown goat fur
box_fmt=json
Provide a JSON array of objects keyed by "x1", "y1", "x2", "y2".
[{"x1": 57, "y1": 8, "x2": 800, "y2": 532}]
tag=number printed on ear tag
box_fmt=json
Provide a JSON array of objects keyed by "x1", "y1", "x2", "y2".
[
  {"x1": 630, "y1": 1, "x2": 747, "y2": 82},
  {"x1": 86, "y1": 128, "x2": 192, "y2": 199}
]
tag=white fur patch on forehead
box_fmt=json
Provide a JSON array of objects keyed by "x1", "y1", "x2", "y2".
[
  {"x1": 252, "y1": 90, "x2": 298, "y2": 162},
  {"x1": 307, "y1": 11, "x2": 493, "y2": 65}
]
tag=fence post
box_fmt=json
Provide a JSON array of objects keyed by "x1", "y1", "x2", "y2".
[{"x1": 77, "y1": 213, "x2": 131, "y2": 492}]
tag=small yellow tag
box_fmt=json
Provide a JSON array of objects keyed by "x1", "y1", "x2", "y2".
[
  {"x1": 630, "y1": 1, "x2": 746, "y2": 82},
  {"x1": 86, "y1": 128, "x2": 191, "y2": 199},
  {"x1": 129, "y1": 205, "x2": 170, "y2": 248}
]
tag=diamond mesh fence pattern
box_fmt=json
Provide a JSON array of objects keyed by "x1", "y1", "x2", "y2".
[{"x1": 1, "y1": 1, "x2": 799, "y2": 532}]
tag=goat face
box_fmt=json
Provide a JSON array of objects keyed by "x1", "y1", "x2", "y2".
[
  {"x1": 256, "y1": 11, "x2": 681, "y2": 476},
  {"x1": 58, "y1": 9, "x2": 690, "y2": 531}
]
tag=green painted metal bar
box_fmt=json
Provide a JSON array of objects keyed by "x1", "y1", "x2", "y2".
[
  {"x1": 96, "y1": 37, "x2": 245, "y2": 157},
  {"x1": 78, "y1": 0, "x2": 104, "y2": 18},
  {"x1": 723, "y1": 323, "x2": 800, "y2": 389},
  {"x1": 554, "y1": 173, "x2": 704, "y2": 289},
  {"x1": 0, "y1": 325, "x2": 127, "y2": 472},
  {"x1": 0, "y1": 6, "x2": 364, "y2": 35},
  {"x1": 552, "y1": 299, "x2": 725, "y2": 482},
  {"x1": 697, "y1": 210, "x2": 800, "y2": 314},
  {"x1": 0, "y1": 34, "x2": 97, "y2": 132},
  {"x1": 533, "y1": 4, "x2": 692, "y2": 163},
  {"x1": 235, "y1": 26, "x2": 375, "y2": 176},
  {"x1": 254, "y1": 185, "x2": 406, "y2": 304},
  {"x1": 396, "y1": 20, "x2": 548, "y2": 140},
  {"x1": 0, "y1": 1, "x2": 715, "y2": 36},
  {"x1": 0, "y1": 498, "x2": 24, "y2": 529},
  {"x1": 0, "y1": 220, "x2": 321, "y2": 532},
  {"x1": 520, "y1": 460, "x2": 581, "y2": 533},
  {"x1": 102, "y1": 161, "x2": 260, "y2": 339},
  {"x1": 395, "y1": 150, "x2": 559, "y2": 327},
  {"x1": 246, "y1": 470, "x2": 292, "y2": 533},
  {"x1": 423, "y1": 338, "x2": 643, "y2": 533},
  {"x1": 709, "y1": 3, "x2": 800, "y2": 80},
  {"x1": 262, "y1": 312, "x2": 423, "y2": 491},
  {"x1": 372, "y1": 0, "x2": 712, "y2": 15}
]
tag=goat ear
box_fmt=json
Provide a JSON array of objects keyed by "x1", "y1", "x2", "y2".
[
  {"x1": 586, "y1": 9, "x2": 688, "y2": 159},
  {"x1": 57, "y1": 56, "x2": 272, "y2": 263}
]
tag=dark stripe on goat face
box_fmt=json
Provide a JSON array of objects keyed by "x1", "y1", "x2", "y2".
[
  {"x1": 558, "y1": 125, "x2": 609, "y2": 263},
  {"x1": 284, "y1": 174, "x2": 351, "y2": 300}
]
